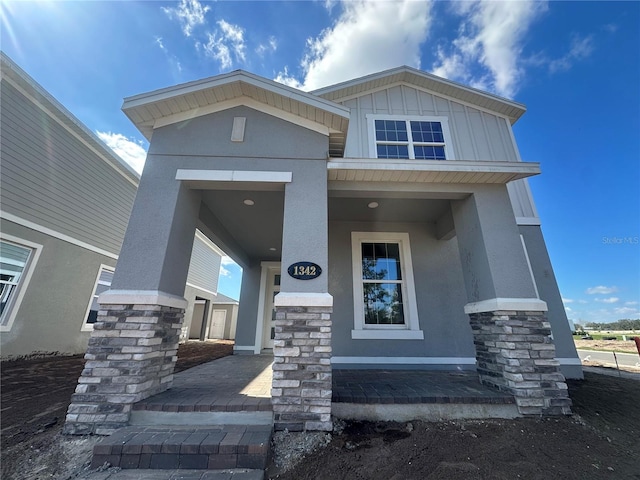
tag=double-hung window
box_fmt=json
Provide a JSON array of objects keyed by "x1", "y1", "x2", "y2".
[
  {"x1": 369, "y1": 115, "x2": 453, "y2": 160},
  {"x1": 351, "y1": 232, "x2": 423, "y2": 340},
  {"x1": 0, "y1": 237, "x2": 41, "y2": 331},
  {"x1": 82, "y1": 266, "x2": 114, "y2": 330}
]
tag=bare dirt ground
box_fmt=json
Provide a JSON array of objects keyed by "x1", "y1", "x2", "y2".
[
  {"x1": 1, "y1": 340, "x2": 234, "y2": 480},
  {"x1": 2, "y1": 342, "x2": 640, "y2": 480},
  {"x1": 574, "y1": 338, "x2": 640, "y2": 354}
]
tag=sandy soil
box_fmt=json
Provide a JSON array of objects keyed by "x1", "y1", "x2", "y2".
[
  {"x1": 574, "y1": 338, "x2": 640, "y2": 354},
  {"x1": 2, "y1": 341, "x2": 640, "y2": 480},
  {"x1": 0, "y1": 340, "x2": 233, "y2": 480}
]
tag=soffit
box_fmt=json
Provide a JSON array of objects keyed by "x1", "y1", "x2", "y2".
[
  {"x1": 327, "y1": 159, "x2": 540, "y2": 184},
  {"x1": 122, "y1": 71, "x2": 350, "y2": 157},
  {"x1": 312, "y1": 66, "x2": 526, "y2": 124}
]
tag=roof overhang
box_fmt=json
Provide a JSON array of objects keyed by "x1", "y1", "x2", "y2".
[
  {"x1": 327, "y1": 159, "x2": 540, "y2": 184},
  {"x1": 122, "y1": 70, "x2": 351, "y2": 157},
  {"x1": 312, "y1": 66, "x2": 526, "y2": 125}
]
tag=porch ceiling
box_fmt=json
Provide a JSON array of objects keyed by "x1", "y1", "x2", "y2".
[
  {"x1": 329, "y1": 197, "x2": 450, "y2": 223},
  {"x1": 327, "y1": 159, "x2": 541, "y2": 184},
  {"x1": 200, "y1": 189, "x2": 284, "y2": 262}
]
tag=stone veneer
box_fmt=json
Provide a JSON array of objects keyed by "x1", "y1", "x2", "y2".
[
  {"x1": 272, "y1": 305, "x2": 333, "y2": 431},
  {"x1": 64, "y1": 304, "x2": 184, "y2": 435},
  {"x1": 469, "y1": 310, "x2": 572, "y2": 415}
]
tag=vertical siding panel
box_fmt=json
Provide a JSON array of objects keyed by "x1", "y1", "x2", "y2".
[
  {"x1": 467, "y1": 107, "x2": 490, "y2": 160},
  {"x1": 419, "y1": 91, "x2": 436, "y2": 114},
  {"x1": 388, "y1": 86, "x2": 404, "y2": 114},
  {"x1": 342, "y1": 98, "x2": 359, "y2": 158},
  {"x1": 480, "y1": 112, "x2": 497, "y2": 160},
  {"x1": 462, "y1": 105, "x2": 479, "y2": 160},
  {"x1": 446, "y1": 100, "x2": 462, "y2": 161}
]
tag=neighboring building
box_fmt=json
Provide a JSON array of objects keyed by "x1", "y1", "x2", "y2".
[
  {"x1": 67, "y1": 66, "x2": 580, "y2": 434},
  {"x1": 0, "y1": 53, "x2": 234, "y2": 359}
]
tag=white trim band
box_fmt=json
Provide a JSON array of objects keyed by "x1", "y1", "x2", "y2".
[
  {"x1": 351, "y1": 330, "x2": 424, "y2": 340},
  {"x1": 98, "y1": 290, "x2": 188, "y2": 309},
  {"x1": 274, "y1": 292, "x2": 333, "y2": 308},
  {"x1": 176, "y1": 169, "x2": 292, "y2": 184},
  {"x1": 332, "y1": 356, "x2": 477, "y2": 365},
  {"x1": 464, "y1": 298, "x2": 548, "y2": 314},
  {"x1": 1, "y1": 211, "x2": 118, "y2": 259}
]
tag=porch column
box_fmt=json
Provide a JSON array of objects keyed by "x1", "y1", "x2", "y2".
[
  {"x1": 272, "y1": 161, "x2": 333, "y2": 432},
  {"x1": 64, "y1": 162, "x2": 201, "y2": 434},
  {"x1": 451, "y1": 186, "x2": 571, "y2": 416}
]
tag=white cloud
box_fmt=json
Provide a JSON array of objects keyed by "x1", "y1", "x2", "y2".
[
  {"x1": 548, "y1": 34, "x2": 594, "y2": 73},
  {"x1": 202, "y1": 20, "x2": 246, "y2": 69},
  {"x1": 431, "y1": 0, "x2": 548, "y2": 98},
  {"x1": 256, "y1": 36, "x2": 277, "y2": 57},
  {"x1": 562, "y1": 298, "x2": 574, "y2": 304},
  {"x1": 96, "y1": 131, "x2": 147, "y2": 175},
  {"x1": 625, "y1": 301, "x2": 639, "y2": 306},
  {"x1": 162, "y1": 0, "x2": 210, "y2": 37},
  {"x1": 275, "y1": 0, "x2": 432, "y2": 91},
  {"x1": 614, "y1": 307, "x2": 639, "y2": 316},
  {"x1": 274, "y1": 66, "x2": 303, "y2": 89},
  {"x1": 586, "y1": 285, "x2": 618, "y2": 295},
  {"x1": 596, "y1": 297, "x2": 620, "y2": 304}
]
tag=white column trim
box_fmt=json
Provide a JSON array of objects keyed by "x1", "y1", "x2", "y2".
[
  {"x1": 274, "y1": 292, "x2": 334, "y2": 307},
  {"x1": 464, "y1": 298, "x2": 548, "y2": 314},
  {"x1": 98, "y1": 290, "x2": 188, "y2": 309}
]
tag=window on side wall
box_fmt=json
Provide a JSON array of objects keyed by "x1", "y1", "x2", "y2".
[
  {"x1": 82, "y1": 266, "x2": 114, "y2": 330},
  {"x1": 368, "y1": 115, "x2": 453, "y2": 160},
  {"x1": 351, "y1": 232, "x2": 423, "y2": 340},
  {"x1": 1, "y1": 238, "x2": 39, "y2": 331}
]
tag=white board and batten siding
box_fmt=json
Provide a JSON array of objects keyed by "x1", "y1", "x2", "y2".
[
  {"x1": 0, "y1": 77, "x2": 138, "y2": 257},
  {"x1": 337, "y1": 83, "x2": 538, "y2": 222},
  {"x1": 186, "y1": 230, "x2": 224, "y2": 295}
]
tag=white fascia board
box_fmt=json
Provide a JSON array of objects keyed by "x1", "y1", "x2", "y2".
[
  {"x1": 176, "y1": 169, "x2": 292, "y2": 184},
  {"x1": 331, "y1": 356, "x2": 477, "y2": 365},
  {"x1": 274, "y1": 292, "x2": 334, "y2": 308},
  {"x1": 98, "y1": 290, "x2": 188, "y2": 309},
  {"x1": 329, "y1": 158, "x2": 540, "y2": 175},
  {"x1": 153, "y1": 97, "x2": 332, "y2": 137},
  {"x1": 123, "y1": 71, "x2": 350, "y2": 119},
  {"x1": 463, "y1": 298, "x2": 548, "y2": 314}
]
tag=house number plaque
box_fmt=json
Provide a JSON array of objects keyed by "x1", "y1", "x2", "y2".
[{"x1": 288, "y1": 262, "x2": 322, "y2": 280}]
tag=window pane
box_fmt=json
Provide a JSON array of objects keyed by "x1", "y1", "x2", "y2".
[
  {"x1": 362, "y1": 242, "x2": 402, "y2": 280},
  {"x1": 363, "y1": 283, "x2": 404, "y2": 325},
  {"x1": 377, "y1": 144, "x2": 409, "y2": 159},
  {"x1": 414, "y1": 145, "x2": 446, "y2": 160},
  {"x1": 410, "y1": 121, "x2": 443, "y2": 143},
  {"x1": 86, "y1": 267, "x2": 113, "y2": 324},
  {"x1": 375, "y1": 120, "x2": 407, "y2": 142}
]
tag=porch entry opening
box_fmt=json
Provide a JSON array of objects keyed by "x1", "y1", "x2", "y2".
[
  {"x1": 262, "y1": 266, "x2": 281, "y2": 349},
  {"x1": 189, "y1": 298, "x2": 210, "y2": 340}
]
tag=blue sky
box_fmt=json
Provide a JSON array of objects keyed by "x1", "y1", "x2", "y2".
[{"x1": 2, "y1": 1, "x2": 638, "y2": 323}]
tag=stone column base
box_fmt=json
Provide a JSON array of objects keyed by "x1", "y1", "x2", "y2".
[
  {"x1": 469, "y1": 310, "x2": 572, "y2": 416},
  {"x1": 63, "y1": 303, "x2": 184, "y2": 435},
  {"x1": 272, "y1": 305, "x2": 333, "y2": 432}
]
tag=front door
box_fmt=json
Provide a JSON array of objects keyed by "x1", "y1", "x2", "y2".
[{"x1": 262, "y1": 267, "x2": 281, "y2": 349}]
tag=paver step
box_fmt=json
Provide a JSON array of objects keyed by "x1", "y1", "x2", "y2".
[{"x1": 91, "y1": 425, "x2": 272, "y2": 471}]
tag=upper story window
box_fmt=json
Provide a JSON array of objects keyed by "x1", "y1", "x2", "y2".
[{"x1": 368, "y1": 115, "x2": 454, "y2": 161}]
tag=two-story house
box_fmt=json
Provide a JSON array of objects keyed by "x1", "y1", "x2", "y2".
[{"x1": 66, "y1": 66, "x2": 580, "y2": 434}]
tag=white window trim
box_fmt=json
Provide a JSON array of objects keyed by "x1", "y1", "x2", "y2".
[
  {"x1": 81, "y1": 264, "x2": 115, "y2": 331},
  {"x1": 0, "y1": 234, "x2": 43, "y2": 332},
  {"x1": 366, "y1": 114, "x2": 455, "y2": 161},
  {"x1": 351, "y1": 232, "x2": 423, "y2": 340}
]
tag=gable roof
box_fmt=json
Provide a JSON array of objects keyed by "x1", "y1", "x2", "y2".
[
  {"x1": 311, "y1": 66, "x2": 527, "y2": 124},
  {"x1": 0, "y1": 52, "x2": 140, "y2": 184},
  {"x1": 122, "y1": 70, "x2": 351, "y2": 157}
]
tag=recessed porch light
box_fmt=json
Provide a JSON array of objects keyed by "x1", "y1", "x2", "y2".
[
  {"x1": 269, "y1": 247, "x2": 277, "y2": 251},
  {"x1": 368, "y1": 202, "x2": 379, "y2": 209},
  {"x1": 243, "y1": 199, "x2": 255, "y2": 206}
]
